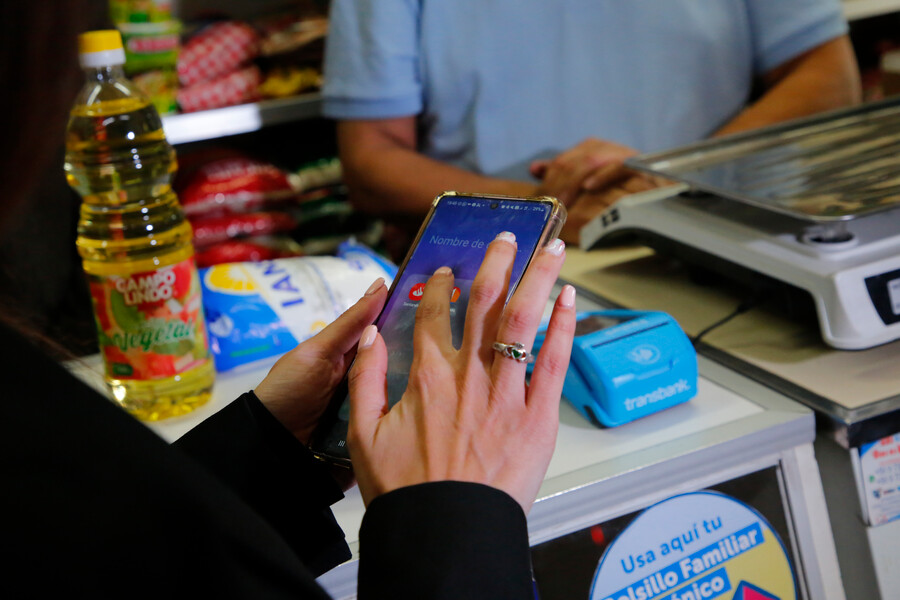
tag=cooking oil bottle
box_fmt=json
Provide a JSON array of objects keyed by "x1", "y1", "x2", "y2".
[{"x1": 65, "y1": 30, "x2": 214, "y2": 420}]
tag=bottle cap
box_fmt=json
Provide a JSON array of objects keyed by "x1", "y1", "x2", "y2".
[{"x1": 78, "y1": 30, "x2": 127, "y2": 68}]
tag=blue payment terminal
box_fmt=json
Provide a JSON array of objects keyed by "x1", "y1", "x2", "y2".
[{"x1": 530, "y1": 309, "x2": 697, "y2": 427}]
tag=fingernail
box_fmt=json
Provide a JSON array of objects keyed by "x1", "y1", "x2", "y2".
[
  {"x1": 434, "y1": 266, "x2": 453, "y2": 276},
  {"x1": 544, "y1": 239, "x2": 565, "y2": 256},
  {"x1": 495, "y1": 231, "x2": 516, "y2": 244},
  {"x1": 559, "y1": 284, "x2": 576, "y2": 308},
  {"x1": 358, "y1": 324, "x2": 377, "y2": 350},
  {"x1": 364, "y1": 277, "x2": 385, "y2": 296}
]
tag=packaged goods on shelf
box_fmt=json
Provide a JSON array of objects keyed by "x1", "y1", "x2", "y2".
[
  {"x1": 176, "y1": 151, "x2": 342, "y2": 212},
  {"x1": 176, "y1": 151, "x2": 309, "y2": 218},
  {"x1": 176, "y1": 65, "x2": 262, "y2": 113},
  {"x1": 176, "y1": 149, "x2": 375, "y2": 265},
  {"x1": 110, "y1": 1, "x2": 181, "y2": 114},
  {"x1": 258, "y1": 67, "x2": 322, "y2": 98},
  {"x1": 191, "y1": 211, "x2": 298, "y2": 248},
  {"x1": 175, "y1": 21, "x2": 262, "y2": 113},
  {"x1": 177, "y1": 20, "x2": 259, "y2": 87},
  {"x1": 195, "y1": 236, "x2": 304, "y2": 268},
  {"x1": 109, "y1": 0, "x2": 172, "y2": 24},
  {"x1": 256, "y1": 14, "x2": 328, "y2": 57}
]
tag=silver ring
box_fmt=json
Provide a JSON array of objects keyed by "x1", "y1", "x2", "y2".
[{"x1": 492, "y1": 341, "x2": 532, "y2": 363}]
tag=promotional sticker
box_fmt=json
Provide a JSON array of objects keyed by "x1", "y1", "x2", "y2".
[
  {"x1": 856, "y1": 433, "x2": 900, "y2": 526},
  {"x1": 590, "y1": 491, "x2": 796, "y2": 600}
]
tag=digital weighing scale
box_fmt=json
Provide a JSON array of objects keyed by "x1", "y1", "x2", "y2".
[{"x1": 580, "y1": 97, "x2": 900, "y2": 351}]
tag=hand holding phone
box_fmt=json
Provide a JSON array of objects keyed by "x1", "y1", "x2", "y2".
[
  {"x1": 348, "y1": 234, "x2": 577, "y2": 513},
  {"x1": 309, "y1": 193, "x2": 566, "y2": 463},
  {"x1": 252, "y1": 277, "x2": 387, "y2": 445}
]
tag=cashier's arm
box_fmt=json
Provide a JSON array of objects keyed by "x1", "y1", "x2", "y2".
[
  {"x1": 336, "y1": 119, "x2": 538, "y2": 216},
  {"x1": 715, "y1": 36, "x2": 861, "y2": 137}
]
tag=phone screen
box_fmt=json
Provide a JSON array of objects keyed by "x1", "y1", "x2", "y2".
[{"x1": 311, "y1": 195, "x2": 557, "y2": 461}]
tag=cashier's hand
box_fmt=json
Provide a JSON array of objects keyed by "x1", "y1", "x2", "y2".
[
  {"x1": 531, "y1": 137, "x2": 656, "y2": 207},
  {"x1": 348, "y1": 233, "x2": 577, "y2": 513},
  {"x1": 254, "y1": 278, "x2": 388, "y2": 446}
]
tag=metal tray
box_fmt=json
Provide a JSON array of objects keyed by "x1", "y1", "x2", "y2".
[{"x1": 626, "y1": 97, "x2": 900, "y2": 222}]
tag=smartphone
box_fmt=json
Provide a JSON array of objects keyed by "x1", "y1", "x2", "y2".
[{"x1": 309, "y1": 192, "x2": 566, "y2": 465}]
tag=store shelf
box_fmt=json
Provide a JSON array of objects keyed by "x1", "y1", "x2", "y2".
[
  {"x1": 844, "y1": 0, "x2": 900, "y2": 21},
  {"x1": 161, "y1": 93, "x2": 322, "y2": 145}
]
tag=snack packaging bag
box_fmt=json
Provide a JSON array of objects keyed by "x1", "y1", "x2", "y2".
[
  {"x1": 177, "y1": 21, "x2": 259, "y2": 87},
  {"x1": 176, "y1": 65, "x2": 262, "y2": 112},
  {"x1": 200, "y1": 241, "x2": 396, "y2": 371},
  {"x1": 191, "y1": 211, "x2": 297, "y2": 248},
  {"x1": 178, "y1": 154, "x2": 299, "y2": 218}
]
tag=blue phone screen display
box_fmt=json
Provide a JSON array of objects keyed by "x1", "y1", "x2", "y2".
[
  {"x1": 375, "y1": 196, "x2": 551, "y2": 409},
  {"x1": 318, "y1": 196, "x2": 554, "y2": 456}
]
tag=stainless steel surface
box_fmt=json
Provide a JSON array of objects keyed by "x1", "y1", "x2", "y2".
[{"x1": 627, "y1": 97, "x2": 900, "y2": 223}]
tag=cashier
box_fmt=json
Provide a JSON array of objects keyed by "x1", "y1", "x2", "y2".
[{"x1": 322, "y1": 0, "x2": 862, "y2": 243}]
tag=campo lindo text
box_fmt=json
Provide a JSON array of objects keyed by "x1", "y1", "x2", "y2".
[{"x1": 601, "y1": 521, "x2": 763, "y2": 600}]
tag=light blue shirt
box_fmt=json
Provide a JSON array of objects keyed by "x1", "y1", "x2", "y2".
[{"x1": 322, "y1": 1, "x2": 847, "y2": 181}]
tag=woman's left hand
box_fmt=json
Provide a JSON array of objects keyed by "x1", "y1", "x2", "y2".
[{"x1": 254, "y1": 278, "x2": 388, "y2": 445}]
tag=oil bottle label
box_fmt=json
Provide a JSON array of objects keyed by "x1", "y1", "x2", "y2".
[{"x1": 89, "y1": 258, "x2": 210, "y2": 380}]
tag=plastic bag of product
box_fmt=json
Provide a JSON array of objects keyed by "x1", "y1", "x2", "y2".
[
  {"x1": 200, "y1": 240, "x2": 396, "y2": 371},
  {"x1": 178, "y1": 20, "x2": 259, "y2": 87},
  {"x1": 176, "y1": 65, "x2": 262, "y2": 112},
  {"x1": 178, "y1": 154, "x2": 298, "y2": 218},
  {"x1": 191, "y1": 211, "x2": 297, "y2": 248},
  {"x1": 195, "y1": 235, "x2": 304, "y2": 268}
]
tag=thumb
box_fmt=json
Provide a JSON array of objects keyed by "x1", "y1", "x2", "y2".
[
  {"x1": 348, "y1": 325, "x2": 389, "y2": 441},
  {"x1": 306, "y1": 279, "x2": 387, "y2": 360}
]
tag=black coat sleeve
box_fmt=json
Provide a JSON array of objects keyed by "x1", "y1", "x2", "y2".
[
  {"x1": 357, "y1": 481, "x2": 536, "y2": 599},
  {"x1": 173, "y1": 391, "x2": 351, "y2": 575},
  {"x1": 1, "y1": 325, "x2": 337, "y2": 598}
]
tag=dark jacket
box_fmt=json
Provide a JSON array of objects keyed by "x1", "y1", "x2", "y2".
[{"x1": 0, "y1": 324, "x2": 533, "y2": 598}]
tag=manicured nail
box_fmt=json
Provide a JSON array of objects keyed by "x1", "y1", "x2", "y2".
[
  {"x1": 559, "y1": 284, "x2": 576, "y2": 308},
  {"x1": 544, "y1": 239, "x2": 565, "y2": 256},
  {"x1": 358, "y1": 324, "x2": 377, "y2": 350},
  {"x1": 364, "y1": 277, "x2": 385, "y2": 296},
  {"x1": 434, "y1": 266, "x2": 453, "y2": 276},
  {"x1": 495, "y1": 231, "x2": 516, "y2": 244}
]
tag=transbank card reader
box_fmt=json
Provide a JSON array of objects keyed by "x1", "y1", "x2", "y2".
[{"x1": 531, "y1": 310, "x2": 697, "y2": 427}]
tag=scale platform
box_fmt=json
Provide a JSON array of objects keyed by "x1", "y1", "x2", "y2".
[{"x1": 581, "y1": 98, "x2": 900, "y2": 351}]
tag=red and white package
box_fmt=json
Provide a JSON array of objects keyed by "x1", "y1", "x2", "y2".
[
  {"x1": 195, "y1": 236, "x2": 304, "y2": 268},
  {"x1": 178, "y1": 21, "x2": 260, "y2": 87},
  {"x1": 176, "y1": 65, "x2": 262, "y2": 113},
  {"x1": 191, "y1": 212, "x2": 297, "y2": 248},
  {"x1": 177, "y1": 155, "x2": 298, "y2": 218}
]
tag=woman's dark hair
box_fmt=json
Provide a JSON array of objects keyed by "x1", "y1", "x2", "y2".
[
  {"x1": 0, "y1": 1, "x2": 99, "y2": 356},
  {"x1": 0, "y1": 2, "x2": 94, "y2": 227}
]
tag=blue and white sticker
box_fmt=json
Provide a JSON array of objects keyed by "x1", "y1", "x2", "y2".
[{"x1": 590, "y1": 491, "x2": 796, "y2": 600}]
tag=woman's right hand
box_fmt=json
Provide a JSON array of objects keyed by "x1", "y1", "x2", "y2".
[{"x1": 347, "y1": 233, "x2": 576, "y2": 513}]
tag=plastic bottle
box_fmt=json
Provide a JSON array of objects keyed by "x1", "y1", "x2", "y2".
[{"x1": 65, "y1": 30, "x2": 214, "y2": 421}]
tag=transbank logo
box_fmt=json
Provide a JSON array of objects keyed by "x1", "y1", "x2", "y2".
[{"x1": 733, "y1": 581, "x2": 780, "y2": 600}]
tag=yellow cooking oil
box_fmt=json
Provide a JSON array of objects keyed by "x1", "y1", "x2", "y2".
[{"x1": 65, "y1": 30, "x2": 214, "y2": 421}]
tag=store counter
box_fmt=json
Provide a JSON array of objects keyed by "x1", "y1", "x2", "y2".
[
  {"x1": 64, "y1": 281, "x2": 843, "y2": 600},
  {"x1": 560, "y1": 246, "x2": 900, "y2": 600}
]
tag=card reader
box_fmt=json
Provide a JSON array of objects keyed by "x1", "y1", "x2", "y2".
[{"x1": 531, "y1": 310, "x2": 697, "y2": 427}]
